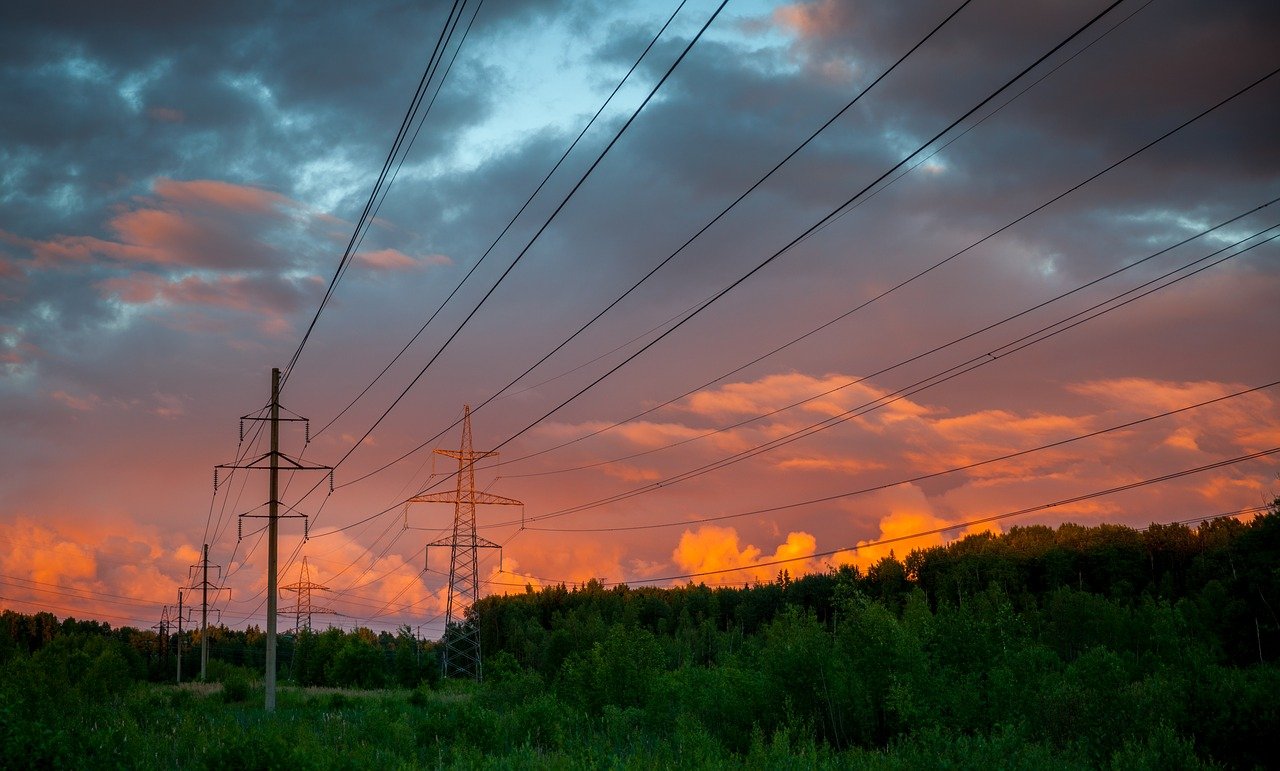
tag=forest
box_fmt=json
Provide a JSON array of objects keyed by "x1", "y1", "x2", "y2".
[{"x1": 1, "y1": 507, "x2": 1277, "y2": 768}]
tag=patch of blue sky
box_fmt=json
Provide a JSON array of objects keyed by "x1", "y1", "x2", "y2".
[
  {"x1": 117, "y1": 59, "x2": 173, "y2": 113},
  {"x1": 39, "y1": 49, "x2": 111, "y2": 84},
  {"x1": 437, "y1": 0, "x2": 793, "y2": 177},
  {"x1": 0, "y1": 149, "x2": 38, "y2": 207},
  {"x1": 1113, "y1": 208, "x2": 1259, "y2": 249}
]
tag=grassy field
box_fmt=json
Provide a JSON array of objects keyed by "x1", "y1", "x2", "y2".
[{"x1": 0, "y1": 673, "x2": 1220, "y2": 770}]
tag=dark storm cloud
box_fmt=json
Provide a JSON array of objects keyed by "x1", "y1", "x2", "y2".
[{"x1": 0, "y1": 0, "x2": 503, "y2": 241}]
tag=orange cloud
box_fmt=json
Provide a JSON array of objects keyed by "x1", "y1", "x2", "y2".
[
  {"x1": 98, "y1": 272, "x2": 312, "y2": 337},
  {"x1": 50, "y1": 389, "x2": 100, "y2": 412},
  {"x1": 773, "y1": 455, "x2": 885, "y2": 473},
  {"x1": 151, "y1": 178, "x2": 289, "y2": 215},
  {"x1": 601, "y1": 463, "x2": 662, "y2": 482},
  {"x1": 486, "y1": 555, "x2": 545, "y2": 596},
  {"x1": 0, "y1": 516, "x2": 196, "y2": 623},
  {"x1": 611, "y1": 420, "x2": 708, "y2": 449},
  {"x1": 0, "y1": 255, "x2": 23, "y2": 281},
  {"x1": 29, "y1": 178, "x2": 296, "y2": 270},
  {"x1": 774, "y1": 0, "x2": 856, "y2": 42},
  {"x1": 355, "y1": 248, "x2": 451, "y2": 271},
  {"x1": 671, "y1": 525, "x2": 825, "y2": 585},
  {"x1": 845, "y1": 485, "x2": 1001, "y2": 572}
]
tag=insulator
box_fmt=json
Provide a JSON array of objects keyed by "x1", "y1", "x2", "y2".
[
  {"x1": 305, "y1": 421, "x2": 310, "y2": 444},
  {"x1": 303, "y1": 516, "x2": 309, "y2": 541},
  {"x1": 237, "y1": 517, "x2": 242, "y2": 542},
  {"x1": 213, "y1": 468, "x2": 219, "y2": 492},
  {"x1": 328, "y1": 471, "x2": 334, "y2": 494},
  {"x1": 239, "y1": 419, "x2": 244, "y2": 442}
]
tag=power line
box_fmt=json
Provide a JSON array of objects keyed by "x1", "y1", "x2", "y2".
[
  {"x1": 330, "y1": 0, "x2": 975, "y2": 492},
  {"x1": 0, "y1": 574, "x2": 161, "y2": 609},
  {"x1": 497, "y1": 224, "x2": 1280, "y2": 526},
  {"x1": 313, "y1": 0, "x2": 732, "y2": 488},
  {"x1": 486, "y1": 0, "x2": 1153, "y2": 414},
  {"x1": 475, "y1": 49, "x2": 1277, "y2": 473},
  {"x1": 0, "y1": 594, "x2": 153, "y2": 627},
  {"x1": 291, "y1": 0, "x2": 1157, "y2": 541},
  {"x1": 313, "y1": 0, "x2": 690, "y2": 440},
  {"x1": 282, "y1": 0, "x2": 470, "y2": 387},
  {"x1": 311, "y1": 206, "x2": 1278, "y2": 541},
  {"x1": 344, "y1": 0, "x2": 1131, "y2": 503},
  {"x1": 524, "y1": 379, "x2": 1280, "y2": 532},
  {"x1": 477, "y1": 504, "x2": 1274, "y2": 589},
  {"x1": 264, "y1": 0, "x2": 696, "y2": 614},
  {"x1": 584, "y1": 452, "x2": 1280, "y2": 587},
  {"x1": 498, "y1": 197, "x2": 1280, "y2": 481}
]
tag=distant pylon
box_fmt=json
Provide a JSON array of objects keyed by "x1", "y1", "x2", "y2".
[
  {"x1": 407, "y1": 405, "x2": 521, "y2": 680},
  {"x1": 185, "y1": 543, "x2": 229, "y2": 681},
  {"x1": 151, "y1": 605, "x2": 170, "y2": 666},
  {"x1": 279, "y1": 556, "x2": 336, "y2": 632}
]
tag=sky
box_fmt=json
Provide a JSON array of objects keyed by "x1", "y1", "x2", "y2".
[{"x1": 1, "y1": 0, "x2": 1278, "y2": 636}]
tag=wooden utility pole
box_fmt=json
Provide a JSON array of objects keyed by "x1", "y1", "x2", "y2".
[
  {"x1": 176, "y1": 590, "x2": 184, "y2": 684},
  {"x1": 267, "y1": 367, "x2": 279, "y2": 710},
  {"x1": 215, "y1": 367, "x2": 331, "y2": 711}
]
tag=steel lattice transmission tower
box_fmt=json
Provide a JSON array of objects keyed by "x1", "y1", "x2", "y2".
[
  {"x1": 279, "y1": 556, "x2": 336, "y2": 632},
  {"x1": 407, "y1": 405, "x2": 521, "y2": 680}
]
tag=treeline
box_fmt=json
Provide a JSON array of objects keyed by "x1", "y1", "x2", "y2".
[
  {"x1": 463, "y1": 509, "x2": 1280, "y2": 767},
  {"x1": 0, "y1": 611, "x2": 437, "y2": 689},
  {"x1": 475, "y1": 512, "x2": 1279, "y2": 671},
  {"x1": 1, "y1": 509, "x2": 1277, "y2": 767}
]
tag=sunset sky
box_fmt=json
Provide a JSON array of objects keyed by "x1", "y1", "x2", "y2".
[{"x1": 1, "y1": 0, "x2": 1278, "y2": 636}]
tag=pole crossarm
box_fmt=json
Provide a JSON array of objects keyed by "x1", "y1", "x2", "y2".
[
  {"x1": 410, "y1": 490, "x2": 523, "y2": 506},
  {"x1": 215, "y1": 452, "x2": 333, "y2": 476}
]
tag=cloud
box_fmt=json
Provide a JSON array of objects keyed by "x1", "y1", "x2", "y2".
[
  {"x1": 845, "y1": 484, "x2": 1001, "y2": 573},
  {"x1": 146, "y1": 106, "x2": 185, "y2": 123},
  {"x1": 150, "y1": 178, "x2": 289, "y2": 215},
  {"x1": 50, "y1": 389, "x2": 100, "y2": 412},
  {"x1": 486, "y1": 555, "x2": 546, "y2": 595},
  {"x1": 601, "y1": 463, "x2": 662, "y2": 482},
  {"x1": 31, "y1": 178, "x2": 296, "y2": 270},
  {"x1": 99, "y1": 272, "x2": 313, "y2": 314},
  {"x1": 0, "y1": 0, "x2": 1275, "y2": 634},
  {"x1": 671, "y1": 525, "x2": 828, "y2": 585},
  {"x1": 774, "y1": 0, "x2": 859, "y2": 44},
  {"x1": 773, "y1": 455, "x2": 886, "y2": 473},
  {"x1": 681, "y1": 372, "x2": 932, "y2": 425},
  {"x1": 0, "y1": 516, "x2": 197, "y2": 621},
  {"x1": 355, "y1": 248, "x2": 452, "y2": 271}
]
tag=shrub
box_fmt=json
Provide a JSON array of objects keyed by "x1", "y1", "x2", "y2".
[{"x1": 221, "y1": 672, "x2": 251, "y2": 703}]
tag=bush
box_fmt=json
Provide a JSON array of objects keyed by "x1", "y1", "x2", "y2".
[
  {"x1": 205, "y1": 659, "x2": 255, "y2": 684},
  {"x1": 408, "y1": 684, "x2": 432, "y2": 707},
  {"x1": 221, "y1": 672, "x2": 251, "y2": 704}
]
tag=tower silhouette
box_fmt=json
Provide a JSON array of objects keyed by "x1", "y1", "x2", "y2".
[
  {"x1": 408, "y1": 405, "x2": 521, "y2": 680},
  {"x1": 279, "y1": 556, "x2": 336, "y2": 632}
]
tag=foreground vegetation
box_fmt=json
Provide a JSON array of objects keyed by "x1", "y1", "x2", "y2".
[{"x1": 2, "y1": 509, "x2": 1277, "y2": 768}]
